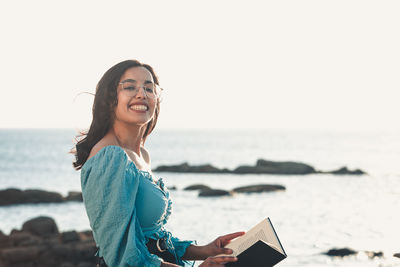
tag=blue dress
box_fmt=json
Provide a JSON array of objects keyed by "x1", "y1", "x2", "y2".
[{"x1": 80, "y1": 145, "x2": 194, "y2": 266}]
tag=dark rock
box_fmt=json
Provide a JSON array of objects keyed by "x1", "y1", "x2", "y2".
[
  {"x1": 394, "y1": 252, "x2": 400, "y2": 258},
  {"x1": 184, "y1": 184, "x2": 212, "y2": 191},
  {"x1": 19, "y1": 237, "x2": 41, "y2": 247},
  {"x1": 61, "y1": 231, "x2": 80, "y2": 243},
  {"x1": 233, "y1": 184, "x2": 286, "y2": 193},
  {"x1": 73, "y1": 242, "x2": 97, "y2": 261},
  {"x1": 9, "y1": 231, "x2": 40, "y2": 246},
  {"x1": 0, "y1": 246, "x2": 40, "y2": 263},
  {"x1": 0, "y1": 230, "x2": 10, "y2": 249},
  {"x1": 328, "y1": 166, "x2": 366, "y2": 175},
  {"x1": 365, "y1": 251, "x2": 383, "y2": 259},
  {"x1": 22, "y1": 216, "x2": 59, "y2": 237},
  {"x1": 189, "y1": 164, "x2": 223, "y2": 173},
  {"x1": 198, "y1": 189, "x2": 233, "y2": 197},
  {"x1": 77, "y1": 262, "x2": 96, "y2": 267},
  {"x1": 234, "y1": 159, "x2": 316, "y2": 175},
  {"x1": 42, "y1": 236, "x2": 60, "y2": 247},
  {"x1": 52, "y1": 243, "x2": 76, "y2": 260},
  {"x1": 60, "y1": 262, "x2": 75, "y2": 267},
  {"x1": 323, "y1": 248, "x2": 358, "y2": 257},
  {"x1": 0, "y1": 188, "x2": 64, "y2": 206},
  {"x1": 154, "y1": 162, "x2": 191, "y2": 172},
  {"x1": 154, "y1": 162, "x2": 227, "y2": 173},
  {"x1": 65, "y1": 191, "x2": 83, "y2": 201},
  {"x1": 0, "y1": 217, "x2": 97, "y2": 267},
  {"x1": 9, "y1": 262, "x2": 35, "y2": 267},
  {"x1": 79, "y1": 230, "x2": 94, "y2": 241},
  {"x1": 37, "y1": 248, "x2": 62, "y2": 266},
  {"x1": 167, "y1": 186, "x2": 177, "y2": 190}
]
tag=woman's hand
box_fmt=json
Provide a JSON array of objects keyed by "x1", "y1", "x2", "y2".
[
  {"x1": 198, "y1": 255, "x2": 238, "y2": 267},
  {"x1": 202, "y1": 231, "x2": 245, "y2": 258},
  {"x1": 182, "y1": 231, "x2": 245, "y2": 261}
]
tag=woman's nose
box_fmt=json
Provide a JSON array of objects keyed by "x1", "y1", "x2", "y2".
[{"x1": 135, "y1": 86, "x2": 147, "y2": 99}]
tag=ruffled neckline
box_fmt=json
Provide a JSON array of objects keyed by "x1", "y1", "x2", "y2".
[
  {"x1": 84, "y1": 145, "x2": 173, "y2": 226},
  {"x1": 86, "y1": 145, "x2": 160, "y2": 183}
]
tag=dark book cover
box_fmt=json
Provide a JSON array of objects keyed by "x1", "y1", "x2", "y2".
[{"x1": 225, "y1": 240, "x2": 287, "y2": 267}]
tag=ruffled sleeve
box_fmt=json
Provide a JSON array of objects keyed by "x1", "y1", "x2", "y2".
[
  {"x1": 80, "y1": 146, "x2": 163, "y2": 267},
  {"x1": 171, "y1": 236, "x2": 196, "y2": 266}
]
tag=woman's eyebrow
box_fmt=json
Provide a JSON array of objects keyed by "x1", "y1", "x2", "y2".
[
  {"x1": 121, "y1": 78, "x2": 136, "y2": 83},
  {"x1": 120, "y1": 79, "x2": 154, "y2": 84}
]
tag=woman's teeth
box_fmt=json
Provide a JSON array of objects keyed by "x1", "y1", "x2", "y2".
[{"x1": 130, "y1": 105, "x2": 148, "y2": 111}]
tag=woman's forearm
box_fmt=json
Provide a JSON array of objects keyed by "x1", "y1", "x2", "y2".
[
  {"x1": 161, "y1": 261, "x2": 181, "y2": 267},
  {"x1": 181, "y1": 244, "x2": 208, "y2": 261}
]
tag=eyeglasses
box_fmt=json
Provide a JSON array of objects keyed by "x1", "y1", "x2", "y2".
[{"x1": 119, "y1": 80, "x2": 162, "y2": 99}]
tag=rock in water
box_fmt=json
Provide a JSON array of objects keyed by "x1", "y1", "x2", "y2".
[
  {"x1": 198, "y1": 189, "x2": 232, "y2": 197},
  {"x1": 22, "y1": 216, "x2": 59, "y2": 237},
  {"x1": 154, "y1": 162, "x2": 225, "y2": 173},
  {"x1": 234, "y1": 159, "x2": 315, "y2": 174},
  {"x1": 365, "y1": 251, "x2": 383, "y2": 259},
  {"x1": 323, "y1": 248, "x2": 358, "y2": 257},
  {"x1": 184, "y1": 184, "x2": 211, "y2": 191},
  {"x1": 233, "y1": 184, "x2": 286, "y2": 193},
  {"x1": 0, "y1": 188, "x2": 64, "y2": 206},
  {"x1": 329, "y1": 166, "x2": 366, "y2": 175},
  {"x1": 65, "y1": 191, "x2": 83, "y2": 201}
]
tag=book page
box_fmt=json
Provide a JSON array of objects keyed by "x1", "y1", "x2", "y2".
[{"x1": 222, "y1": 218, "x2": 284, "y2": 256}]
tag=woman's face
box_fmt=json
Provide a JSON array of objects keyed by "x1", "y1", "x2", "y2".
[{"x1": 114, "y1": 66, "x2": 158, "y2": 127}]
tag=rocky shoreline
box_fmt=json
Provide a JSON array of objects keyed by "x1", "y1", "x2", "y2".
[
  {"x1": 0, "y1": 216, "x2": 96, "y2": 267},
  {"x1": 154, "y1": 159, "x2": 366, "y2": 175},
  {"x1": 0, "y1": 217, "x2": 398, "y2": 267}
]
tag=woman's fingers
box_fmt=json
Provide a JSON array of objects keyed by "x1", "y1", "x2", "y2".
[
  {"x1": 200, "y1": 256, "x2": 238, "y2": 267},
  {"x1": 222, "y1": 248, "x2": 233, "y2": 254},
  {"x1": 219, "y1": 231, "x2": 245, "y2": 244},
  {"x1": 211, "y1": 255, "x2": 238, "y2": 263}
]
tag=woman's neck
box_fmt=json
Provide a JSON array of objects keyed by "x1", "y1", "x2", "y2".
[{"x1": 109, "y1": 121, "x2": 146, "y2": 155}]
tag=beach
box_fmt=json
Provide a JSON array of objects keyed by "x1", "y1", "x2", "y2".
[{"x1": 0, "y1": 128, "x2": 399, "y2": 266}]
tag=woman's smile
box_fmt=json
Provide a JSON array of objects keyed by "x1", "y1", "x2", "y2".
[{"x1": 129, "y1": 104, "x2": 149, "y2": 112}]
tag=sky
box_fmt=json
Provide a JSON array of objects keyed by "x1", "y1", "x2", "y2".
[{"x1": 0, "y1": 0, "x2": 399, "y2": 131}]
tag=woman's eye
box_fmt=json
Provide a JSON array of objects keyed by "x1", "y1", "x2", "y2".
[
  {"x1": 125, "y1": 86, "x2": 137, "y2": 91},
  {"x1": 145, "y1": 87, "x2": 154, "y2": 93}
]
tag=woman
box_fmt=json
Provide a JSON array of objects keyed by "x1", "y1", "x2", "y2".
[{"x1": 73, "y1": 60, "x2": 244, "y2": 266}]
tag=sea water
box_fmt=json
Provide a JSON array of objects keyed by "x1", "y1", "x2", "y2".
[{"x1": 0, "y1": 129, "x2": 399, "y2": 266}]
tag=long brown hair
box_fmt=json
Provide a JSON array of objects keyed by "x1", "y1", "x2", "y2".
[{"x1": 72, "y1": 60, "x2": 160, "y2": 170}]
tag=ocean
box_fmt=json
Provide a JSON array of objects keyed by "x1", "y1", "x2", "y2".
[{"x1": 0, "y1": 128, "x2": 399, "y2": 266}]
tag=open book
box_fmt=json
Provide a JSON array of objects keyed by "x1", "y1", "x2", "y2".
[{"x1": 223, "y1": 217, "x2": 287, "y2": 267}]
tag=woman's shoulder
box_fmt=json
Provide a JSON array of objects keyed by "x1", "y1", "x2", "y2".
[
  {"x1": 84, "y1": 138, "x2": 126, "y2": 169},
  {"x1": 88, "y1": 135, "x2": 118, "y2": 159}
]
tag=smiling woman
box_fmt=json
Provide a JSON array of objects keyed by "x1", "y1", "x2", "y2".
[
  {"x1": 72, "y1": 60, "x2": 244, "y2": 267},
  {"x1": 73, "y1": 60, "x2": 161, "y2": 169}
]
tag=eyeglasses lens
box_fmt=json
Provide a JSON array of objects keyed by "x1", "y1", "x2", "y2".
[{"x1": 122, "y1": 82, "x2": 160, "y2": 99}]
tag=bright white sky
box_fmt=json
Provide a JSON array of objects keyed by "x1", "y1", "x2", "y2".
[{"x1": 0, "y1": 0, "x2": 399, "y2": 131}]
